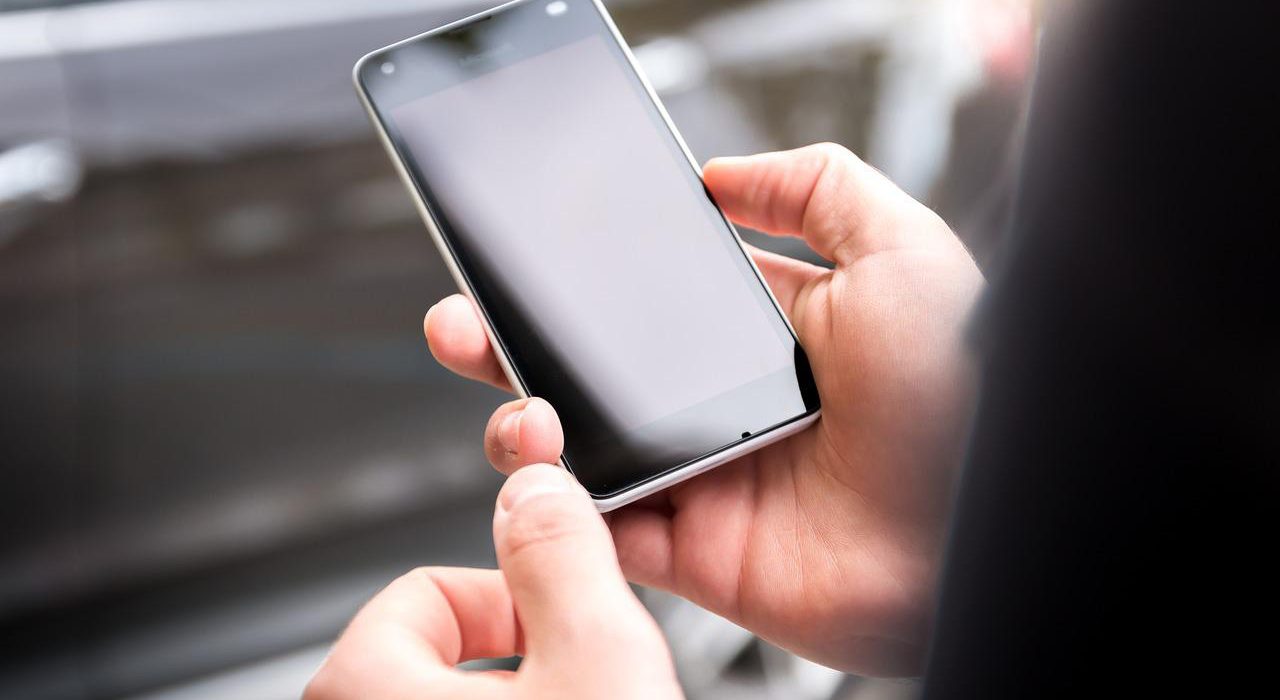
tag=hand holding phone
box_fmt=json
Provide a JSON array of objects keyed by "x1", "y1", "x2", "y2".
[
  {"x1": 354, "y1": 0, "x2": 982, "y2": 676},
  {"x1": 429, "y1": 143, "x2": 985, "y2": 677}
]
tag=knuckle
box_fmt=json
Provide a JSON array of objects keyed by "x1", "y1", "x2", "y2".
[
  {"x1": 401, "y1": 565, "x2": 435, "y2": 584},
  {"x1": 808, "y1": 141, "x2": 857, "y2": 164},
  {"x1": 377, "y1": 566, "x2": 450, "y2": 608},
  {"x1": 303, "y1": 662, "x2": 341, "y2": 700},
  {"x1": 396, "y1": 566, "x2": 444, "y2": 593}
]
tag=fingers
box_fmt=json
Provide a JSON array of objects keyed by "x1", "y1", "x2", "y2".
[
  {"x1": 608, "y1": 456, "x2": 760, "y2": 616},
  {"x1": 366, "y1": 568, "x2": 522, "y2": 663},
  {"x1": 306, "y1": 567, "x2": 517, "y2": 699},
  {"x1": 424, "y1": 295, "x2": 512, "y2": 392},
  {"x1": 705, "y1": 143, "x2": 940, "y2": 266},
  {"x1": 484, "y1": 397, "x2": 564, "y2": 475},
  {"x1": 493, "y1": 465, "x2": 665, "y2": 658}
]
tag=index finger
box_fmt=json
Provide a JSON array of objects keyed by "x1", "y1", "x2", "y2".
[
  {"x1": 308, "y1": 568, "x2": 519, "y2": 699},
  {"x1": 424, "y1": 295, "x2": 514, "y2": 392}
]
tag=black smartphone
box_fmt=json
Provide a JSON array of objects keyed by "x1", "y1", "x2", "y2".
[{"x1": 353, "y1": 0, "x2": 820, "y2": 510}]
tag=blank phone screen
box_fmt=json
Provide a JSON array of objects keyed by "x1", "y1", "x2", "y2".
[{"x1": 359, "y1": 0, "x2": 818, "y2": 496}]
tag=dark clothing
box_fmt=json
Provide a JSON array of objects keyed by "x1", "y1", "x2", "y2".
[{"x1": 924, "y1": 2, "x2": 1278, "y2": 696}]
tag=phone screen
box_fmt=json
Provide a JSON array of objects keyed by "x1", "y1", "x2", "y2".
[{"x1": 358, "y1": 0, "x2": 818, "y2": 497}]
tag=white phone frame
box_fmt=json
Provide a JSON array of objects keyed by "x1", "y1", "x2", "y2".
[{"x1": 352, "y1": 0, "x2": 820, "y2": 511}]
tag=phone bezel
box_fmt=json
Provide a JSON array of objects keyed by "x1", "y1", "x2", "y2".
[{"x1": 352, "y1": 0, "x2": 820, "y2": 511}]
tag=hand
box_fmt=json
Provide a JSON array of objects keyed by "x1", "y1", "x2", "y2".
[
  {"x1": 425, "y1": 143, "x2": 983, "y2": 675},
  {"x1": 306, "y1": 465, "x2": 683, "y2": 700}
]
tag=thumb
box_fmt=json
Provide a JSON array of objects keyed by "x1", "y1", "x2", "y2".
[
  {"x1": 493, "y1": 465, "x2": 664, "y2": 659},
  {"x1": 704, "y1": 143, "x2": 947, "y2": 266}
]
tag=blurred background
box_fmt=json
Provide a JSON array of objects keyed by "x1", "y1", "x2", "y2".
[{"x1": 0, "y1": 0, "x2": 1034, "y2": 698}]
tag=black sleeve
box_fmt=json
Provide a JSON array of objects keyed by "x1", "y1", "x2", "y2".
[{"x1": 922, "y1": 2, "x2": 1280, "y2": 697}]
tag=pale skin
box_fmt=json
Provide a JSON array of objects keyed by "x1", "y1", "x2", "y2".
[{"x1": 307, "y1": 143, "x2": 984, "y2": 699}]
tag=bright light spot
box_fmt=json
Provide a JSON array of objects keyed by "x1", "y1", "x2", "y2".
[
  {"x1": 546, "y1": 1, "x2": 568, "y2": 18},
  {"x1": 633, "y1": 37, "x2": 709, "y2": 95}
]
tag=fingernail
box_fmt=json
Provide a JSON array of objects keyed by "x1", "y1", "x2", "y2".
[
  {"x1": 497, "y1": 409, "x2": 523, "y2": 454},
  {"x1": 498, "y1": 467, "x2": 574, "y2": 513}
]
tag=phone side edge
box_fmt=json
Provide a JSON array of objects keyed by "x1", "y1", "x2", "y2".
[
  {"x1": 352, "y1": 0, "x2": 537, "y2": 78},
  {"x1": 591, "y1": 410, "x2": 822, "y2": 513},
  {"x1": 351, "y1": 61, "x2": 531, "y2": 402}
]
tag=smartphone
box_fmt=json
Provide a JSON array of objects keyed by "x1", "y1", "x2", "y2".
[{"x1": 353, "y1": 0, "x2": 820, "y2": 511}]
